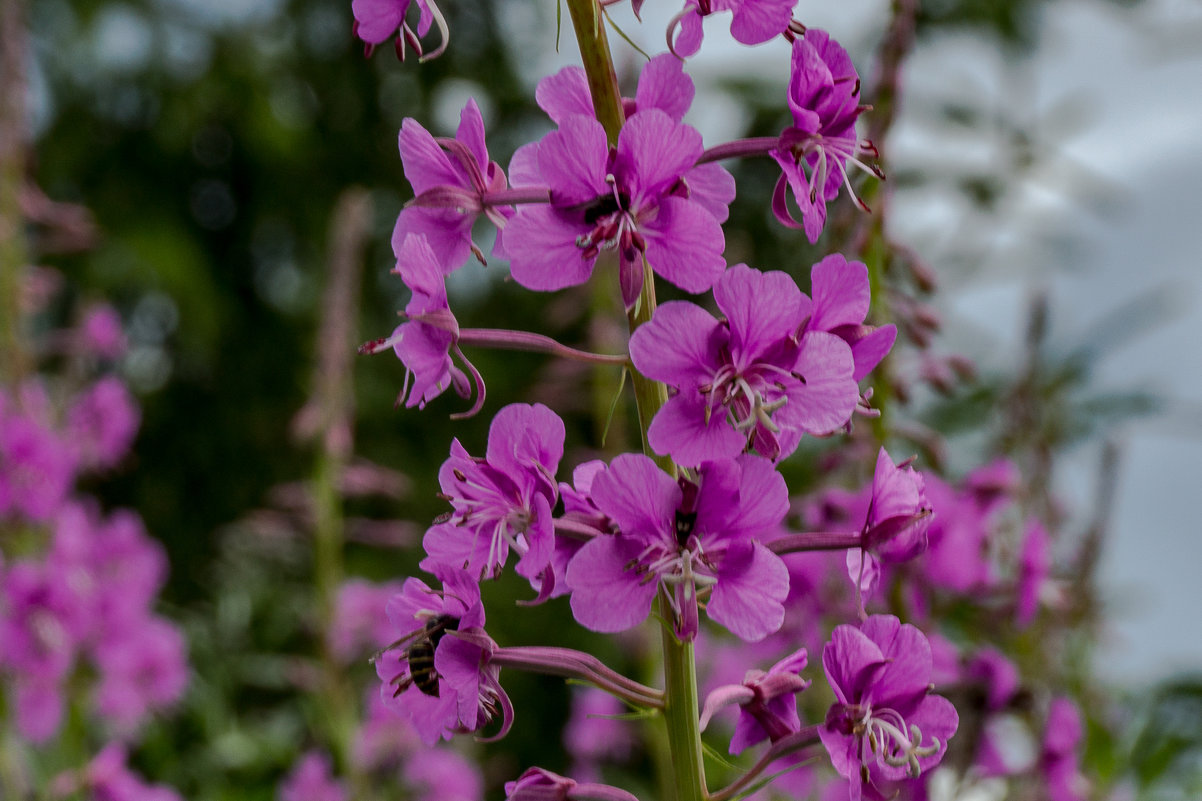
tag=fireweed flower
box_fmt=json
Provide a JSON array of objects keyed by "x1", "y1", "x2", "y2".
[
  {"x1": 404, "y1": 746, "x2": 484, "y2": 801},
  {"x1": 819, "y1": 616, "x2": 957, "y2": 801},
  {"x1": 667, "y1": 0, "x2": 801, "y2": 58},
  {"x1": 279, "y1": 751, "x2": 347, "y2": 801},
  {"x1": 360, "y1": 234, "x2": 482, "y2": 413},
  {"x1": 629, "y1": 263, "x2": 857, "y2": 465},
  {"x1": 0, "y1": 560, "x2": 77, "y2": 742},
  {"x1": 503, "y1": 108, "x2": 730, "y2": 309},
  {"x1": 1016, "y1": 518, "x2": 1050, "y2": 627},
  {"x1": 565, "y1": 453, "x2": 790, "y2": 642},
  {"x1": 505, "y1": 767, "x2": 640, "y2": 801},
  {"x1": 72, "y1": 743, "x2": 184, "y2": 801},
  {"x1": 92, "y1": 617, "x2": 188, "y2": 735},
  {"x1": 699, "y1": 646, "x2": 811, "y2": 754},
  {"x1": 420, "y1": 403, "x2": 564, "y2": 586},
  {"x1": 846, "y1": 448, "x2": 931, "y2": 602},
  {"x1": 67, "y1": 376, "x2": 140, "y2": 470},
  {"x1": 352, "y1": 0, "x2": 448, "y2": 62},
  {"x1": 1041, "y1": 697, "x2": 1089, "y2": 801},
  {"x1": 0, "y1": 390, "x2": 77, "y2": 522},
  {"x1": 375, "y1": 569, "x2": 511, "y2": 745},
  {"x1": 393, "y1": 99, "x2": 517, "y2": 276},
  {"x1": 920, "y1": 473, "x2": 1000, "y2": 594},
  {"x1": 512, "y1": 54, "x2": 735, "y2": 238},
  {"x1": 804, "y1": 255, "x2": 897, "y2": 383},
  {"x1": 772, "y1": 30, "x2": 880, "y2": 243},
  {"x1": 330, "y1": 578, "x2": 406, "y2": 662}
]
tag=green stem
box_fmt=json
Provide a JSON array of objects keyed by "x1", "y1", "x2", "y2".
[
  {"x1": 0, "y1": 0, "x2": 29, "y2": 384},
  {"x1": 658, "y1": 593, "x2": 707, "y2": 801},
  {"x1": 564, "y1": 0, "x2": 625, "y2": 145},
  {"x1": 564, "y1": 4, "x2": 703, "y2": 799}
]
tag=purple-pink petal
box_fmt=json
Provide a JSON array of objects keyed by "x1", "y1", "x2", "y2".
[
  {"x1": 713, "y1": 265, "x2": 808, "y2": 363},
  {"x1": 708, "y1": 541, "x2": 789, "y2": 641},
  {"x1": 535, "y1": 66, "x2": 595, "y2": 124},
  {"x1": 646, "y1": 392, "x2": 747, "y2": 465},
  {"x1": 566, "y1": 536, "x2": 659, "y2": 632},
  {"x1": 634, "y1": 54, "x2": 695, "y2": 122},
  {"x1": 629, "y1": 301, "x2": 724, "y2": 387},
  {"x1": 504, "y1": 206, "x2": 598, "y2": 292},
  {"x1": 639, "y1": 196, "x2": 726, "y2": 294}
]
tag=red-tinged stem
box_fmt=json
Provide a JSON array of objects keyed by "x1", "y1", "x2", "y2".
[
  {"x1": 491, "y1": 646, "x2": 663, "y2": 708},
  {"x1": 708, "y1": 726, "x2": 822, "y2": 801},
  {"x1": 696, "y1": 136, "x2": 781, "y2": 165},
  {"x1": 553, "y1": 517, "x2": 605, "y2": 541},
  {"x1": 767, "y1": 531, "x2": 862, "y2": 555},
  {"x1": 458, "y1": 328, "x2": 629, "y2": 366}
]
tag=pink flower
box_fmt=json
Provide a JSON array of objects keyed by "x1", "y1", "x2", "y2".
[
  {"x1": 819, "y1": 616, "x2": 958, "y2": 801},
  {"x1": 376, "y1": 570, "x2": 511, "y2": 745},
  {"x1": 278, "y1": 751, "x2": 346, "y2": 801},
  {"x1": 352, "y1": 0, "x2": 448, "y2": 62},
  {"x1": 78, "y1": 304, "x2": 127, "y2": 360},
  {"x1": 629, "y1": 264, "x2": 857, "y2": 464},
  {"x1": 92, "y1": 617, "x2": 188, "y2": 734},
  {"x1": 67, "y1": 377, "x2": 140, "y2": 470},
  {"x1": 329, "y1": 579, "x2": 405, "y2": 662},
  {"x1": 669, "y1": 0, "x2": 799, "y2": 58},
  {"x1": 403, "y1": 746, "x2": 483, "y2": 801},
  {"x1": 772, "y1": 30, "x2": 878, "y2": 243},
  {"x1": 81, "y1": 744, "x2": 184, "y2": 801},
  {"x1": 361, "y1": 234, "x2": 478, "y2": 412},
  {"x1": 0, "y1": 391, "x2": 77, "y2": 522},
  {"x1": 504, "y1": 109, "x2": 729, "y2": 309},
  {"x1": 393, "y1": 99, "x2": 508, "y2": 275},
  {"x1": 566, "y1": 454, "x2": 790, "y2": 642},
  {"x1": 420, "y1": 403, "x2": 564, "y2": 585},
  {"x1": 699, "y1": 646, "x2": 811, "y2": 754}
]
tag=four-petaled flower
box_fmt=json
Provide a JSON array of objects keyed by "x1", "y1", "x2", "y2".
[
  {"x1": 376, "y1": 569, "x2": 512, "y2": 745},
  {"x1": 504, "y1": 108, "x2": 730, "y2": 309},
  {"x1": 420, "y1": 403, "x2": 564, "y2": 586},
  {"x1": 819, "y1": 615, "x2": 958, "y2": 801},
  {"x1": 630, "y1": 263, "x2": 858, "y2": 465},
  {"x1": 772, "y1": 29, "x2": 879, "y2": 243},
  {"x1": 566, "y1": 453, "x2": 790, "y2": 642}
]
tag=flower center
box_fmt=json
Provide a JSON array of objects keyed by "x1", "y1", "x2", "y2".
[
  {"x1": 850, "y1": 703, "x2": 942, "y2": 779},
  {"x1": 573, "y1": 180, "x2": 643, "y2": 262}
]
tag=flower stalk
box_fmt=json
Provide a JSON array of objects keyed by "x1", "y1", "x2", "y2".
[
  {"x1": 490, "y1": 646, "x2": 663, "y2": 709},
  {"x1": 564, "y1": 3, "x2": 703, "y2": 799},
  {"x1": 708, "y1": 726, "x2": 821, "y2": 801}
]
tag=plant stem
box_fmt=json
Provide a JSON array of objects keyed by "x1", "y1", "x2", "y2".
[
  {"x1": 563, "y1": 4, "x2": 704, "y2": 799},
  {"x1": 564, "y1": 0, "x2": 625, "y2": 145},
  {"x1": 658, "y1": 594, "x2": 707, "y2": 801},
  {"x1": 0, "y1": 0, "x2": 28, "y2": 384},
  {"x1": 303, "y1": 189, "x2": 372, "y2": 795}
]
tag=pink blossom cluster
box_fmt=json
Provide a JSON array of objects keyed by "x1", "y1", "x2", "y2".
[
  {"x1": 345, "y1": 3, "x2": 1085, "y2": 800},
  {"x1": 273, "y1": 578, "x2": 486, "y2": 801},
  {"x1": 0, "y1": 304, "x2": 187, "y2": 799}
]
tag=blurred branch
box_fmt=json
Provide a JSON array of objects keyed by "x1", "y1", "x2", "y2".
[
  {"x1": 296, "y1": 187, "x2": 373, "y2": 787},
  {"x1": 0, "y1": 0, "x2": 28, "y2": 383}
]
